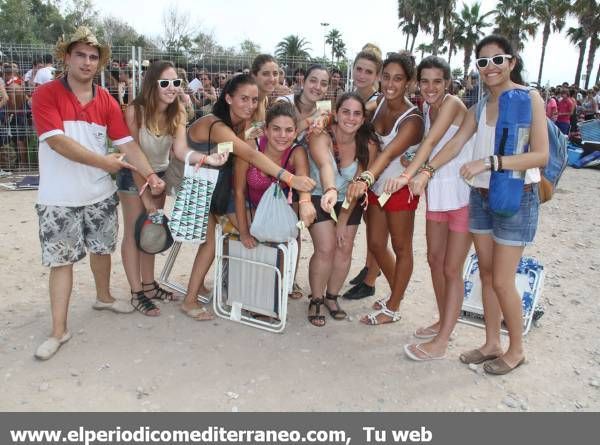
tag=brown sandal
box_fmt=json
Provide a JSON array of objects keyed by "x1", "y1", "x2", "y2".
[
  {"x1": 483, "y1": 357, "x2": 526, "y2": 375},
  {"x1": 459, "y1": 349, "x2": 500, "y2": 365}
]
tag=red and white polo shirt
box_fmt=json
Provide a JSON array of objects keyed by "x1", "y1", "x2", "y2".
[{"x1": 32, "y1": 78, "x2": 133, "y2": 206}]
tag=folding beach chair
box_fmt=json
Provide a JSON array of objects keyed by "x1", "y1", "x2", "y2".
[
  {"x1": 460, "y1": 253, "x2": 545, "y2": 336},
  {"x1": 212, "y1": 224, "x2": 298, "y2": 333},
  {"x1": 157, "y1": 241, "x2": 213, "y2": 303}
]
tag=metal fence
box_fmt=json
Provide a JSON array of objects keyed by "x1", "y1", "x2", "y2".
[
  {"x1": 1, "y1": 43, "x2": 488, "y2": 175},
  {"x1": 0, "y1": 43, "x2": 353, "y2": 174}
]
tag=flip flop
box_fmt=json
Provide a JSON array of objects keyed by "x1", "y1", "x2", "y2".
[
  {"x1": 403, "y1": 343, "x2": 446, "y2": 361},
  {"x1": 459, "y1": 349, "x2": 501, "y2": 365},
  {"x1": 483, "y1": 357, "x2": 526, "y2": 375},
  {"x1": 180, "y1": 306, "x2": 214, "y2": 321},
  {"x1": 413, "y1": 326, "x2": 439, "y2": 339}
]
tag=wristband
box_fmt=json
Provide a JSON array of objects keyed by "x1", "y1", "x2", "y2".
[
  {"x1": 498, "y1": 155, "x2": 503, "y2": 171},
  {"x1": 299, "y1": 198, "x2": 311, "y2": 204},
  {"x1": 283, "y1": 171, "x2": 294, "y2": 186},
  {"x1": 492, "y1": 155, "x2": 499, "y2": 172},
  {"x1": 420, "y1": 169, "x2": 432, "y2": 179},
  {"x1": 276, "y1": 168, "x2": 286, "y2": 181}
]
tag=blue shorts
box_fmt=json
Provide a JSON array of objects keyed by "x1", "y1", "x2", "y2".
[
  {"x1": 469, "y1": 185, "x2": 539, "y2": 247},
  {"x1": 116, "y1": 169, "x2": 166, "y2": 194}
]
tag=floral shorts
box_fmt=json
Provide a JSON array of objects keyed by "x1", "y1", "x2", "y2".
[{"x1": 35, "y1": 193, "x2": 119, "y2": 267}]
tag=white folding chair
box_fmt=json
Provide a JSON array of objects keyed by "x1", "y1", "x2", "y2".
[{"x1": 212, "y1": 224, "x2": 297, "y2": 333}]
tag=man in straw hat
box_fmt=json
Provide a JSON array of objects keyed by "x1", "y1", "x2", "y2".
[{"x1": 31, "y1": 26, "x2": 166, "y2": 360}]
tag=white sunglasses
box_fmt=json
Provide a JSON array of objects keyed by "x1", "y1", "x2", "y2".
[
  {"x1": 157, "y1": 78, "x2": 182, "y2": 88},
  {"x1": 475, "y1": 54, "x2": 513, "y2": 69}
]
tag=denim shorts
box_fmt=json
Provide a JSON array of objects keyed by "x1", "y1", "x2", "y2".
[
  {"x1": 469, "y1": 185, "x2": 539, "y2": 246},
  {"x1": 116, "y1": 169, "x2": 166, "y2": 194}
]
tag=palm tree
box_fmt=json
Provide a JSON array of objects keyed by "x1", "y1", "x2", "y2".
[
  {"x1": 573, "y1": 0, "x2": 600, "y2": 88},
  {"x1": 398, "y1": 0, "x2": 430, "y2": 53},
  {"x1": 427, "y1": 0, "x2": 457, "y2": 55},
  {"x1": 493, "y1": 0, "x2": 538, "y2": 52},
  {"x1": 275, "y1": 35, "x2": 311, "y2": 64},
  {"x1": 534, "y1": 0, "x2": 571, "y2": 85},
  {"x1": 333, "y1": 40, "x2": 347, "y2": 63},
  {"x1": 455, "y1": 1, "x2": 493, "y2": 80},
  {"x1": 442, "y1": 11, "x2": 460, "y2": 66},
  {"x1": 567, "y1": 26, "x2": 587, "y2": 85},
  {"x1": 325, "y1": 28, "x2": 342, "y2": 64}
]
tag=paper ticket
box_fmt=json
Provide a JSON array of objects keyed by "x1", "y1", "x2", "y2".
[
  {"x1": 244, "y1": 121, "x2": 264, "y2": 139},
  {"x1": 316, "y1": 100, "x2": 332, "y2": 112},
  {"x1": 217, "y1": 141, "x2": 234, "y2": 154},
  {"x1": 330, "y1": 207, "x2": 338, "y2": 222},
  {"x1": 296, "y1": 221, "x2": 306, "y2": 230},
  {"x1": 341, "y1": 198, "x2": 350, "y2": 209},
  {"x1": 378, "y1": 192, "x2": 391, "y2": 207}
]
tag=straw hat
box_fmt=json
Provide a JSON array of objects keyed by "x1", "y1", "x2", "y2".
[{"x1": 55, "y1": 26, "x2": 110, "y2": 68}]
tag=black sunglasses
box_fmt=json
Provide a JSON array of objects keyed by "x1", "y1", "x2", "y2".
[{"x1": 157, "y1": 79, "x2": 182, "y2": 88}]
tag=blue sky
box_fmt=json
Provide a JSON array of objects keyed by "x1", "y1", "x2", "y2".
[{"x1": 98, "y1": 0, "x2": 592, "y2": 86}]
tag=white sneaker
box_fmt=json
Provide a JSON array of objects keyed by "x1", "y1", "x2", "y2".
[
  {"x1": 35, "y1": 331, "x2": 72, "y2": 360},
  {"x1": 92, "y1": 299, "x2": 134, "y2": 313}
]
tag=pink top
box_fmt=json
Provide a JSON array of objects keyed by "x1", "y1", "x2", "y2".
[
  {"x1": 546, "y1": 98, "x2": 557, "y2": 121},
  {"x1": 556, "y1": 97, "x2": 573, "y2": 124},
  {"x1": 246, "y1": 136, "x2": 296, "y2": 207}
]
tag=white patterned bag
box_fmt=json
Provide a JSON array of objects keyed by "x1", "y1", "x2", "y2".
[{"x1": 168, "y1": 151, "x2": 219, "y2": 244}]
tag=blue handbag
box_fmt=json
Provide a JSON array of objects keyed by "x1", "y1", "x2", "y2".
[{"x1": 488, "y1": 89, "x2": 531, "y2": 217}]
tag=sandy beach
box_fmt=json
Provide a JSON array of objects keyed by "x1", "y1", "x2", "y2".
[{"x1": 0, "y1": 166, "x2": 599, "y2": 412}]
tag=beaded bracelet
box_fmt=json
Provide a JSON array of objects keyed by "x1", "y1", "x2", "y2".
[
  {"x1": 419, "y1": 162, "x2": 436, "y2": 177},
  {"x1": 276, "y1": 168, "x2": 286, "y2": 181}
]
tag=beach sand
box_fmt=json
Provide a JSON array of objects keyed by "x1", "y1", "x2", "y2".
[{"x1": 0, "y1": 167, "x2": 599, "y2": 412}]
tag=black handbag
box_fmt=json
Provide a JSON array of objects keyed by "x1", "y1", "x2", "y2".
[{"x1": 207, "y1": 119, "x2": 234, "y2": 215}]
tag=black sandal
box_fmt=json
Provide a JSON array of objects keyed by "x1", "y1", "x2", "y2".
[
  {"x1": 325, "y1": 292, "x2": 347, "y2": 320},
  {"x1": 308, "y1": 295, "x2": 326, "y2": 327},
  {"x1": 142, "y1": 281, "x2": 177, "y2": 301},
  {"x1": 131, "y1": 290, "x2": 160, "y2": 316}
]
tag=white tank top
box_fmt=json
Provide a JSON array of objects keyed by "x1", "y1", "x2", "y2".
[
  {"x1": 471, "y1": 106, "x2": 540, "y2": 189},
  {"x1": 423, "y1": 98, "x2": 472, "y2": 211},
  {"x1": 371, "y1": 98, "x2": 422, "y2": 196}
]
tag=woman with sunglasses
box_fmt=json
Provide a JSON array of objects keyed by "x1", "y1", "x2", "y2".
[
  {"x1": 409, "y1": 35, "x2": 549, "y2": 374},
  {"x1": 306, "y1": 92, "x2": 378, "y2": 326},
  {"x1": 343, "y1": 46, "x2": 385, "y2": 301},
  {"x1": 180, "y1": 74, "x2": 316, "y2": 320},
  {"x1": 118, "y1": 61, "x2": 228, "y2": 316},
  {"x1": 383, "y1": 56, "x2": 472, "y2": 361},
  {"x1": 345, "y1": 52, "x2": 424, "y2": 326}
]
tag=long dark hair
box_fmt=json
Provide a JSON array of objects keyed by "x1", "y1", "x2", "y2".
[
  {"x1": 335, "y1": 91, "x2": 378, "y2": 171},
  {"x1": 475, "y1": 34, "x2": 524, "y2": 86},
  {"x1": 132, "y1": 60, "x2": 183, "y2": 136},
  {"x1": 294, "y1": 64, "x2": 329, "y2": 110},
  {"x1": 212, "y1": 73, "x2": 257, "y2": 129}
]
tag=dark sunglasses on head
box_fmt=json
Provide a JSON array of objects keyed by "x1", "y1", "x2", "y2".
[
  {"x1": 157, "y1": 78, "x2": 182, "y2": 88},
  {"x1": 475, "y1": 54, "x2": 512, "y2": 69}
]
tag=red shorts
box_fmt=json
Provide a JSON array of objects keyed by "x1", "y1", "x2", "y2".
[
  {"x1": 368, "y1": 186, "x2": 419, "y2": 212},
  {"x1": 426, "y1": 205, "x2": 469, "y2": 233}
]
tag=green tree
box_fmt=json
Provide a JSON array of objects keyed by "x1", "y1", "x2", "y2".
[
  {"x1": 0, "y1": 0, "x2": 38, "y2": 43},
  {"x1": 275, "y1": 35, "x2": 311, "y2": 62},
  {"x1": 325, "y1": 28, "x2": 342, "y2": 64},
  {"x1": 567, "y1": 26, "x2": 587, "y2": 85},
  {"x1": 98, "y1": 16, "x2": 145, "y2": 48},
  {"x1": 161, "y1": 4, "x2": 197, "y2": 53},
  {"x1": 573, "y1": 0, "x2": 600, "y2": 88},
  {"x1": 426, "y1": 0, "x2": 457, "y2": 55},
  {"x1": 64, "y1": 0, "x2": 99, "y2": 34},
  {"x1": 442, "y1": 11, "x2": 460, "y2": 66},
  {"x1": 493, "y1": 0, "x2": 538, "y2": 52},
  {"x1": 451, "y1": 67, "x2": 464, "y2": 79},
  {"x1": 333, "y1": 39, "x2": 347, "y2": 63},
  {"x1": 397, "y1": 0, "x2": 430, "y2": 53},
  {"x1": 454, "y1": 1, "x2": 493, "y2": 80},
  {"x1": 30, "y1": 0, "x2": 68, "y2": 43},
  {"x1": 239, "y1": 39, "x2": 261, "y2": 56},
  {"x1": 534, "y1": 0, "x2": 571, "y2": 85}
]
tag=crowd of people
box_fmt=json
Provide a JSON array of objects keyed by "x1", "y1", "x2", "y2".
[{"x1": 13, "y1": 25, "x2": 592, "y2": 379}]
